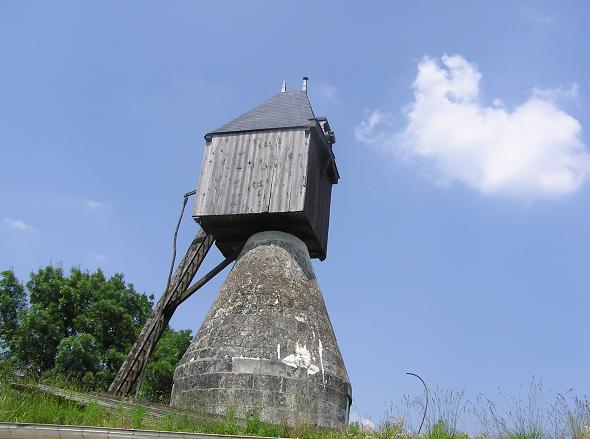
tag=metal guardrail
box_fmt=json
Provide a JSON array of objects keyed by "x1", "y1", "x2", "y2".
[{"x1": 0, "y1": 423, "x2": 285, "y2": 439}]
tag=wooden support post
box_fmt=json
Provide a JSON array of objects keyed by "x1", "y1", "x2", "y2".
[
  {"x1": 108, "y1": 229, "x2": 215, "y2": 397},
  {"x1": 177, "y1": 253, "x2": 236, "y2": 304}
]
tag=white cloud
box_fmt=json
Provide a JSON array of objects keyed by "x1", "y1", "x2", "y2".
[
  {"x1": 527, "y1": 14, "x2": 555, "y2": 25},
  {"x1": 319, "y1": 83, "x2": 342, "y2": 104},
  {"x1": 3, "y1": 217, "x2": 36, "y2": 232},
  {"x1": 355, "y1": 109, "x2": 393, "y2": 145},
  {"x1": 84, "y1": 200, "x2": 112, "y2": 209},
  {"x1": 89, "y1": 252, "x2": 110, "y2": 261},
  {"x1": 356, "y1": 54, "x2": 590, "y2": 200},
  {"x1": 532, "y1": 83, "x2": 579, "y2": 102}
]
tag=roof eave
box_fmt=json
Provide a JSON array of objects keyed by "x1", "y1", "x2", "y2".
[{"x1": 204, "y1": 125, "x2": 308, "y2": 141}]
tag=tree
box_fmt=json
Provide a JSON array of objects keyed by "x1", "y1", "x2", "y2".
[
  {"x1": 14, "y1": 266, "x2": 67, "y2": 371},
  {"x1": 55, "y1": 333, "x2": 100, "y2": 380},
  {"x1": 1, "y1": 264, "x2": 192, "y2": 402},
  {"x1": 0, "y1": 270, "x2": 27, "y2": 356},
  {"x1": 13, "y1": 265, "x2": 153, "y2": 383},
  {"x1": 140, "y1": 328, "x2": 192, "y2": 403},
  {"x1": 16, "y1": 304, "x2": 65, "y2": 372}
]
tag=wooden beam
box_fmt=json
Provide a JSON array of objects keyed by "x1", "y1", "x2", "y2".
[
  {"x1": 177, "y1": 254, "x2": 236, "y2": 305},
  {"x1": 108, "y1": 229, "x2": 215, "y2": 397}
]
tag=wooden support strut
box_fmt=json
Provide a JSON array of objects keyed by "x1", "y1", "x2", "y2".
[{"x1": 108, "y1": 229, "x2": 216, "y2": 397}]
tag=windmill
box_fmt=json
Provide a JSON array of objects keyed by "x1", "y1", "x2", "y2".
[{"x1": 109, "y1": 78, "x2": 351, "y2": 427}]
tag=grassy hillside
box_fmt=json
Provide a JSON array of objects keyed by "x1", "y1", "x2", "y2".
[{"x1": 0, "y1": 376, "x2": 589, "y2": 439}]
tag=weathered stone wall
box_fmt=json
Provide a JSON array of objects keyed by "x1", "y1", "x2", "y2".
[{"x1": 171, "y1": 231, "x2": 352, "y2": 428}]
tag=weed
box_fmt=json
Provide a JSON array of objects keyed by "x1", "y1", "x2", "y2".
[
  {"x1": 156, "y1": 413, "x2": 176, "y2": 431},
  {"x1": 221, "y1": 407, "x2": 239, "y2": 435},
  {"x1": 131, "y1": 406, "x2": 147, "y2": 429},
  {"x1": 378, "y1": 417, "x2": 408, "y2": 439},
  {"x1": 555, "y1": 393, "x2": 590, "y2": 439},
  {"x1": 347, "y1": 422, "x2": 364, "y2": 437},
  {"x1": 425, "y1": 420, "x2": 469, "y2": 439},
  {"x1": 80, "y1": 401, "x2": 107, "y2": 425},
  {"x1": 245, "y1": 411, "x2": 262, "y2": 435},
  {"x1": 474, "y1": 379, "x2": 546, "y2": 439},
  {"x1": 402, "y1": 387, "x2": 468, "y2": 437}
]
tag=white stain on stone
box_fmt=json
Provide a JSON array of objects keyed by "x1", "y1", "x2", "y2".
[
  {"x1": 273, "y1": 298, "x2": 279, "y2": 306},
  {"x1": 307, "y1": 364, "x2": 320, "y2": 375},
  {"x1": 318, "y1": 339, "x2": 325, "y2": 384},
  {"x1": 295, "y1": 315, "x2": 306, "y2": 322},
  {"x1": 281, "y1": 342, "x2": 320, "y2": 375}
]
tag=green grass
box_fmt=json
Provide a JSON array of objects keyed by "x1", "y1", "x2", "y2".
[
  {"x1": 1, "y1": 375, "x2": 589, "y2": 439},
  {"x1": 0, "y1": 377, "x2": 305, "y2": 437}
]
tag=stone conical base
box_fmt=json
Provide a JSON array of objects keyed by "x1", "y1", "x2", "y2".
[{"x1": 171, "y1": 231, "x2": 352, "y2": 428}]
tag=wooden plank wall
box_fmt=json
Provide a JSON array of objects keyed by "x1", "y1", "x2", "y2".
[
  {"x1": 303, "y1": 129, "x2": 334, "y2": 258},
  {"x1": 194, "y1": 129, "x2": 309, "y2": 217}
]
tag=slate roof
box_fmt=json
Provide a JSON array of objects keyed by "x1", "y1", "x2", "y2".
[{"x1": 209, "y1": 90, "x2": 315, "y2": 135}]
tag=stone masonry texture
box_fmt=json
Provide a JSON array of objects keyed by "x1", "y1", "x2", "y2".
[{"x1": 170, "y1": 231, "x2": 352, "y2": 428}]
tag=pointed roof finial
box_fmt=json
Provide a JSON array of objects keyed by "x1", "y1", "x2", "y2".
[
  {"x1": 281, "y1": 80, "x2": 287, "y2": 93},
  {"x1": 302, "y1": 76, "x2": 308, "y2": 92}
]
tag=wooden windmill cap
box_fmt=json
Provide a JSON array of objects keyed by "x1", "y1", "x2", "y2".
[{"x1": 195, "y1": 79, "x2": 339, "y2": 261}]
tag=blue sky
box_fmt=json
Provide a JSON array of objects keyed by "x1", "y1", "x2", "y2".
[{"x1": 1, "y1": 1, "x2": 589, "y2": 427}]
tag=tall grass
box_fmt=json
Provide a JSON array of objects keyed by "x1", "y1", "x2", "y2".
[
  {"x1": 1, "y1": 372, "x2": 589, "y2": 439},
  {"x1": 0, "y1": 381, "x2": 108, "y2": 425},
  {"x1": 409, "y1": 387, "x2": 468, "y2": 436},
  {"x1": 474, "y1": 380, "x2": 546, "y2": 439},
  {"x1": 555, "y1": 393, "x2": 590, "y2": 439},
  {"x1": 361, "y1": 379, "x2": 589, "y2": 439}
]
